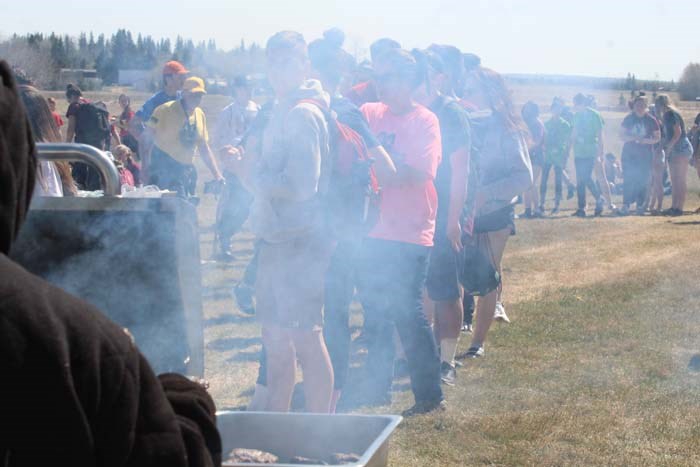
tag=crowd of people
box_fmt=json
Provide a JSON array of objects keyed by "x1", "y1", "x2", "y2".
[{"x1": 3, "y1": 25, "x2": 700, "y2": 465}]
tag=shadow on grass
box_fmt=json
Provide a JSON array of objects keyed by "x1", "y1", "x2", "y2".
[
  {"x1": 204, "y1": 313, "x2": 255, "y2": 327},
  {"x1": 227, "y1": 349, "x2": 261, "y2": 363},
  {"x1": 672, "y1": 220, "x2": 700, "y2": 226},
  {"x1": 207, "y1": 336, "x2": 261, "y2": 351}
]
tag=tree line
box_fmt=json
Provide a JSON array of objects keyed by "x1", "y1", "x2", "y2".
[{"x1": 0, "y1": 30, "x2": 267, "y2": 90}]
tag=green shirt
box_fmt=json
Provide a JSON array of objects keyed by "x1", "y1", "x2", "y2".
[
  {"x1": 544, "y1": 116, "x2": 572, "y2": 167},
  {"x1": 572, "y1": 108, "x2": 604, "y2": 159}
]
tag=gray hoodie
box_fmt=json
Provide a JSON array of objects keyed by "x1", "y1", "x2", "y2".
[
  {"x1": 470, "y1": 110, "x2": 533, "y2": 216},
  {"x1": 249, "y1": 80, "x2": 331, "y2": 243}
]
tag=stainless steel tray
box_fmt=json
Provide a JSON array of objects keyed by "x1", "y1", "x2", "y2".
[{"x1": 217, "y1": 411, "x2": 402, "y2": 467}]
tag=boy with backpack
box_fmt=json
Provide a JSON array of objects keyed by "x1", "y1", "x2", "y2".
[
  {"x1": 65, "y1": 83, "x2": 111, "y2": 190},
  {"x1": 225, "y1": 31, "x2": 336, "y2": 413}
]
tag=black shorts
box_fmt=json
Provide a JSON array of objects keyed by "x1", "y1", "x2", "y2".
[
  {"x1": 474, "y1": 205, "x2": 516, "y2": 235},
  {"x1": 426, "y1": 234, "x2": 462, "y2": 302}
]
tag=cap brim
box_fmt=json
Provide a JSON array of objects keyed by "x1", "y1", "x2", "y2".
[{"x1": 186, "y1": 89, "x2": 206, "y2": 95}]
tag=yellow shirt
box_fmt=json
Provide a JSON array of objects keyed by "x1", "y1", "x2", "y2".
[{"x1": 148, "y1": 100, "x2": 209, "y2": 165}]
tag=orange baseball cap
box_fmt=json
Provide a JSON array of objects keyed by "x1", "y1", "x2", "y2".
[{"x1": 163, "y1": 60, "x2": 188, "y2": 76}]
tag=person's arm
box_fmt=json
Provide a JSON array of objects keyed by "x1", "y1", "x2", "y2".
[
  {"x1": 65, "y1": 115, "x2": 76, "y2": 143},
  {"x1": 368, "y1": 145, "x2": 397, "y2": 182},
  {"x1": 666, "y1": 122, "x2": 682, "y2": 152},
  {"x1": 447, "y1": 146, "x2": 469, "y2": 252},
  {"x1": 198, "y1": 140, "x2": 225, "y2": 182}
]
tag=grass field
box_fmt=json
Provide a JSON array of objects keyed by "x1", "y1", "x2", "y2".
[{"x1": 59, "y1": 84, "x2": 700, "y2": 466}]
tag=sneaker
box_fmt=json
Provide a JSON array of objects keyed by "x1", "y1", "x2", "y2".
[
  {"x1": 594, "y1": 198, "x2": 604, "y2": 217},
  {"x1": 494, "y1": 302, "x2": 510, "y2": 323},
  {"x1": 635, "y1": 207, "x2": 646, "y2": 216},
  {"x1": 572, "y1": 209, "x2": 586, "y2": 218},
  {"x1": 401, "y1": 399, "x2": 446, "y2": 417},
  {"x1": 615, "y1": 206, "x2": 630, "y2": 216},
  {"x1": 456, "y1": 346, "x2": 485, "y2": 360},
  {"x1": 440, "y1": 362, "x2": 457, "y2": 386},
  {"x1": 533, "y1": 208, "x2": 545, "y2": 218},
  {"x1": 608, "y1": 203, "x2": 617, "y2": 212},
  {"x1": 567, "y1": 185, "x2": 575, "y2": 200},
  {"x1": 523, "y1": 208, "x2": 532, "y2": 218},
  {"x1": 461, "y1": 323, "x2": 473, "y2": 333},
  {"x1": 551, "y1": 206, "x2": 560, "y2": 215},
  {"x1": 233, "y1": 283, "x2": 255, "y2": 315},
  {"x1": 671, "y1": 208, "x2": 683, "y2": 217}
]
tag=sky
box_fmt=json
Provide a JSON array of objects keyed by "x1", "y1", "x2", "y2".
[{"x1": 2, "y1": 0, "x2": 699, "y2": 80}]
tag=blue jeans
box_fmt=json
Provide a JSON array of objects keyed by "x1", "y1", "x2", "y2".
[{"x1": 356, "y1": 238, "x2": 443, "y2": 403}]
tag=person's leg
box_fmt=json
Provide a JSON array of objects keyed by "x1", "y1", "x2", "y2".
[
  {"x1": 594, "y1": 157, "x2": 613, "y2": 206},
  {"x1": 356, "y1": 239, "x2": 396, "y2": 401},
  {"x1": 292, "y1": 328, "x2": 334, "y2": 413},
  {"x1": 262, "y1": 325, "x2": 297, "y2": 412},
  {"x1": 248, "y1": 345, "x2": 269, "y2": 411},
  {"x1": 574, "y1": 158, "x2": 587, "y2": 210},
  {"x1": 435, "y1": 298, "x2": 463, "y2": 364},
  {"x1": 584, "y1": 158, "x2": 601, "y2": 202},
  {"x1": 323, "y1": 241, "x2": 359, "y2": 412},
  {"x1": 531, "y1": 165, "x2": 542, "y2": 213},
  {"x1": 621, "y1": 154, "x2": 635, "y2": 210},
  {"x1": 391, "y1": 244, "x2": 443, "y2": 404},
  {"x1": 637, "y1": 156, "x2": 653, "y2": 211},
  {"x1": 670, "y1": 156, "x2": 689, "y2": 211},
  {"x1": 427, "y1": 237, "x2": 464, "y2": 366},
  {"x1": 463, "y1": 294, "x2": 475, "y2": 327},
  {"x1": 470, "y1": 228, "x2": 510, "y2": 349},
  {"x1": 554, "y1": 166, "x2": 563, "y2": 209},
  {"x1": 540, "y1": 163, "x2": 551, "y2": 209}
]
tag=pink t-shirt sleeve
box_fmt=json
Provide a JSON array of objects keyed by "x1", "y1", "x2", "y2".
[{"x1": 404, "y1": 109, "x2": 441, "y2": 178}]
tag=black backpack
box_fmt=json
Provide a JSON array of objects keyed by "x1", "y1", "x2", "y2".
[{"x1": 75, "y1": 101, "x2": 111, "y2": 149}]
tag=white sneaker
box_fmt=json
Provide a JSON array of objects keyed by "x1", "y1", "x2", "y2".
[
  {"x1": 461, "y1": 323, "x2": 473, "y2": 333},
  {"x1": 494, "y1": 302, "x2": 510, "y2": 323}
]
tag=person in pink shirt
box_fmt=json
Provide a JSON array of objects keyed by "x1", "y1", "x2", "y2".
[{"x1": 354, "y1": 48, "x2": 444, "y2": 416}]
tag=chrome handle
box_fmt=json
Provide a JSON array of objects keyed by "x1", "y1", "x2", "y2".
[{"x1": 36, "y1": 143, "x2": 121, "y2": 196}]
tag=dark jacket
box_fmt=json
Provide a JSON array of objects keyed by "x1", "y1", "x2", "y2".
[{"x1": 0, "y1": 61, "x2": 220, "y2": 467}]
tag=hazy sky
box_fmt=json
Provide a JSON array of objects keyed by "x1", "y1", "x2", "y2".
[{"x1": 2, "y1": 0, "x2": 698, "y2": 80}]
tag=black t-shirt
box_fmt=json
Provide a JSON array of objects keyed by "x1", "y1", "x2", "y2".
[
  {"x1": 429, "y1": 96, "x2": 471, "y2": 233},
  {"x1": 331, "y1": 96, "x2": 379, "y2": 148},
  {"x1": 662, "y1": 109, "x2": 687, "y2": 145},
  {"x1": 621, "y1": 112, "x2": 659, "y2": 159}
]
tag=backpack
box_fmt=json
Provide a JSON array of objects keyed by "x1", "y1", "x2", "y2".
[
  {"x1": 75, "y1": 101, "x2": 111, "y2": 149},
  {"x1": 297, "y1": 99, "x2": 381, "y2": 240}
]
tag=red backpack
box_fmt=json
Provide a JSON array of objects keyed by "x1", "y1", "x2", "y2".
[{"x1": 298, "y1": 99, "x2": 381, "y2": 240}]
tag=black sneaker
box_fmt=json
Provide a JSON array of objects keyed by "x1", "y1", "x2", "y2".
[
  {"x1": 440, "y1": 362, "x2": 457, "y2": 386},
  {"x1": 233, "y1": 283, "x2": 255, "y2": 315},
  {"x1": 457, "y1": 346, "x2": 484, "y2": 360},
  {"x1": 401, "y1": 399, "x2": 446, "y2": 417},
  {"x1": 572, "y1": 209, "x2": 586, "y2": 218},
  {"x1": 594, "y1": 198, "x2": 604, "y2": 217}
]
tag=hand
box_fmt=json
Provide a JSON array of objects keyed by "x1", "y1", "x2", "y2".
[{"x1": 447, "y1": 219, "x2": 463, "y2": 252}]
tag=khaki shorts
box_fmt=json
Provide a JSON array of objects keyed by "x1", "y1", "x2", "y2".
[{"x1": 256, "y1": 232, "x2": 334, "y2": 330}]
